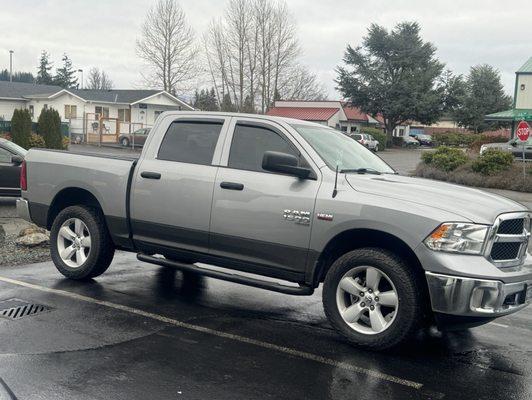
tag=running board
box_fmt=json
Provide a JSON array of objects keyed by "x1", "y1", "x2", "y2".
[{"x1": 137, "y1": 253, "x2": 314, "y2": 296}]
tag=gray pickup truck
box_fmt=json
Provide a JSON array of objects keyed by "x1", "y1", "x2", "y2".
[{"x1": 17, "y1": 111, "x2": 531, "y2": 349}]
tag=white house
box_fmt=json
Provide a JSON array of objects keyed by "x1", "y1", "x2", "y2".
[{"x1": 0, "y1": 81, "x2": 194, "y2": 140}]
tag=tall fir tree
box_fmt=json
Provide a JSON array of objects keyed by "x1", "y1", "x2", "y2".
[
  {"x1": 37, "y1": 108, "x2": 63, "y2": 149},
  {"x1": 53, "y1": 54, "x2": 78, "y2": 88},
  {"x1": 11, "y1": 109, "x2": 32, "y2": 149},
  {"x1": 36, "y1": 51, "x2": 54, "y2": 85}
]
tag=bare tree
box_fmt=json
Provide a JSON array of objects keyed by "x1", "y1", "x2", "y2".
[
  {"x1": 136, "y1": 0, "x2": 197, "y2": 94},
  {"x1": 87, "y1": 67, "x2": 114, "y2": 90},
  {"x1": 279, "y1": 65, "x2": 327, "y2": 100},
  {"x1": 203, "y1": 0, "x2": 320, "y2": 113}
]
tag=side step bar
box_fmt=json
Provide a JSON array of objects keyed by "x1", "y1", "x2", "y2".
[{"x1": 137, "y1": 253, "x2": 314, "y2": 296}]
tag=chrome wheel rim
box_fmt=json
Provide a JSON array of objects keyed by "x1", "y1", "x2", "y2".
[
  {"x1": 57, "y1": 218, "x2": 91, "y2": 268},
  {"x1": 336, "y1": 266, "x2": 398, "y2": 335}
]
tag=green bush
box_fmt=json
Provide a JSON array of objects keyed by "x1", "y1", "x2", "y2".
[
  {"x1": 11, "y1": 108, "x2": 32, "y2": 149},
  {"x1": 37, "y1": 108, "x2": 63, "y2": 149},
  {"x1": 422, "y1": 146, "x2": 468, "y2": 172},
  {"x1": 432, "y1": 132, "x2": 476, "y2": 147},
  {"x1": 361, "y1": 127, "x2": 387, "y2": 150},
  {"x1": 471, "y1": 149, "x2": 514, "y2": 175},
  {"x1": 29, "y1": 133, "x2": 46, "y2": 148}
]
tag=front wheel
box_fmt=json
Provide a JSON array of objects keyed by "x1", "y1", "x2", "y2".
[
  {"x1": 323, "y1": 248, "x2": 423, "y2": 350},
  {"x1": 50, "y1": 205, "x2": 115, "y2": 280}
]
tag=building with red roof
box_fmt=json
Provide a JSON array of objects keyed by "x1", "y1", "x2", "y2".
[{"x1": 266, "y1": 100, "x2": 381, "y2": 134}]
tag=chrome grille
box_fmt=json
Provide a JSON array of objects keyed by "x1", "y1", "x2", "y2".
[{"x1": 486, "y1": 212, "x2": 531, "y2": 268}]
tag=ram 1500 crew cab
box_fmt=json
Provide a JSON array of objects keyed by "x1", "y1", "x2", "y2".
[{"x1": 17, "y1": 111, "x2": 532, "y2": 349}]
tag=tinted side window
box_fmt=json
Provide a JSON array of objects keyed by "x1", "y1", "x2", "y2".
[
  {"x1": 0, "y1": 147, "x2": 13, "y2": 163},
  {"x1": 158, "y1": 121, "x2": 222, "y2": 165},
  {"x1": 228, "y1": 124, "x2": 299, "y2": 173}
]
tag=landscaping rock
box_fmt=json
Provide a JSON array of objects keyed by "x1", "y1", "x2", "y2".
[
  {"x1": 18, "y1": 225, "x2": 47, "y2": 237},
  {"x1": 15, "y1": 232, "x2": 49, "y2": 247},
  {"x1": 0, "y1": 225, "x2": 5, "y2": 244}
]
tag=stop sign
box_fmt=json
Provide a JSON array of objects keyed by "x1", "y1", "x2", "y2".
[{"x1": 516, "y1": 120, "x2": 530, "y2": 142}]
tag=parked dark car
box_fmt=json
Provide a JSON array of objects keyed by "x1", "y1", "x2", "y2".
[
  {"x1": 411, "y1": 133, "x2": 433, "y2": 146},
  {"x1": 0, "y1": 138, "x2": 27, "y2": 197},
  {"x1": 401, "y1": 135, "x2": 420, "y2": 148},
  {"x1": 118, "y1": 128, "x2": 151, "y2": 147}
]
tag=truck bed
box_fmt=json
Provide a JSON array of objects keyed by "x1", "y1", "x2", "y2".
[{"x1": 23, "y1": 148, "x2": 137, "y2": 247}]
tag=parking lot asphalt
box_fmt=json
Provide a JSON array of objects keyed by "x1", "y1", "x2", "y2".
[{"x1": 0, "y1": 252, "x2": 531, "y2": 400}]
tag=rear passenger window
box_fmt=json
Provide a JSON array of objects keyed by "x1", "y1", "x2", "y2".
[
  {"x1": 228, "y1": 124, "x2": 301, "y2": 173},
  {"x1": 158, "y1": 121, "x2": 222, "y2": 165}
]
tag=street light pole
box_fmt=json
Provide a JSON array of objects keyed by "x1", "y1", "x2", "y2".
[
  {"x1": 78, "y1": 69, "x2": 83, "y2": 89},
  {"x1": 9, "y1": 50, "x2": 14, "y2": 82}
]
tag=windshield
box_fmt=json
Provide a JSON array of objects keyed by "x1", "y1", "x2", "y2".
[
  {"x1": 292, "y1": 124, "x2": 395, "y2": 173},
  {"x1": 2, "y1": 140, "x2": 27, "y2": 156}
]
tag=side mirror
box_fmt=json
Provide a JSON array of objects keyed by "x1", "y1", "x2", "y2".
[
  {"x1": 11, "y1": 155, "x2": 24, "y2": 165},
  {"x1": 262, "y1": 151, "x2": 311, "y2": 179}
]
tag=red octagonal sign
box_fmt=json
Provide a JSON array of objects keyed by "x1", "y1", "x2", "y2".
[{"x1": 516, "y1": 120, "x2": 530, "y2": 142}]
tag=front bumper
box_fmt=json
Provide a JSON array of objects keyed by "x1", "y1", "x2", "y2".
[
  {"x1": 426, "y1": 272, "x2": 532, "y2": 316},
  {"x1": 16, "y1": 198, "x2": 32, "y2": 223}
]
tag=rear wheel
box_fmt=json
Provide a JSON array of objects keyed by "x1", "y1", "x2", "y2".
[
  {"x1": 323, "y1": 248, "x2": 423, "y2": 350},
  {"x1": 50, "y1": 205, "x2": 115, "y2": 280},
  {"x1": 121, "y1": 137, "x2": 130, "y2": 147}
]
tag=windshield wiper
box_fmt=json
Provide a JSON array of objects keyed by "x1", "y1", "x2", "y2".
[{"x1": 340, "y1": 168, "x2": 382, "y2": 175}]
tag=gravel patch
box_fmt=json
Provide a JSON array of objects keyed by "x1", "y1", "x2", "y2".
[{"x1": 0, "y1": 233, "x2": 50, "y2": 266}]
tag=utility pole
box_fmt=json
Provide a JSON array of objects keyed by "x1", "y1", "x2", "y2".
[
  {"x1": 9, "y1": 50, "x2": 14, "y2": 82},
  {"x1": 78, "y1": 69, "x2": 83, "y2": 89}
]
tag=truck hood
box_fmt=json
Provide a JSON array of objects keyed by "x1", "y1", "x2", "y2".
[{"x1": 345, "y1": 174, "x2": 526, "y2": 224}]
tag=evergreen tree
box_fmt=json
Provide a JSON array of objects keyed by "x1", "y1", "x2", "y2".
[
  {"x1": 206, "y1": 88, "x2": 219, "y2": 111},
  {"x1": 36, "y1": 51, "x2": 54, "y2": 85},
  {"x1": 220, "y1": 93, "x2": 236, "y2": 112},
  {"x1": 11, "y1": 109, "x2": 32, "y2": 149},
  {"x1": 53, "y1": 54, "x2": 78, "y2": 88},
  {"x1": 37, "y1": 108, "x2": 63, "y2": 149},
  {"x1": 0, "y1": 70, "x2": 35, "y2": 83}
]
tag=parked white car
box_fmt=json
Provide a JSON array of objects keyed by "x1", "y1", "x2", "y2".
[{"x1": 349, "y1": 133, "x2": 380, "y2": 151}]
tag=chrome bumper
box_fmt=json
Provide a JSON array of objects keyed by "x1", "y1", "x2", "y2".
[
  {"x1": 16, "y1": 198, "x2": 31, "y2": 223},
  {"x1": 426, "y1": 272, "x2": 532, "y2": 316}
]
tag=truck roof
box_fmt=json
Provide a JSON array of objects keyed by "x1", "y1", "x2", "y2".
[{"x1": 158, "y1": 110, "x2": 322, "y2": 127}]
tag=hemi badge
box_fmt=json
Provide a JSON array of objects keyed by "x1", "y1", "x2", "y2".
[{"x1": 317, "y1": 213, "x2": 334, "y2": 221}]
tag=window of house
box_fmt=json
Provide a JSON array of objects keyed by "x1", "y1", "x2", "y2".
[
  {"x1": 118, "y1": 109, "x2": 131, "y2": 122},
  {"x1": 399, "y1": 128, "x2": 405, "y2": 136},
  {"x1": 28, "y1": 105, "x2": 34, "y2": 118},
  {"x1": 158, "y1": 120, "x2": 223, "y2": 165},
  {"x1": 64, "y1": 105, "x2": 77, "y2": 119},
  {"x1": 43, "y1": 104, "x2": 48, "y2": 110},
  {"x1": 340, "y1": 126, "x2": 347, "y2": 132},
  {"x1": 95, "y1": 106, "x2": 109, "y2": 119},
  {"x1": 228, "y1": 124, "x2": 301, "y2": 173}
]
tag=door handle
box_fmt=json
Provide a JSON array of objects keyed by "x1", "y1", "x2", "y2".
[
  {"x1": 141, "y1": 171, "x2": 161, "y2": 180},
  {"x1": 220, "y1": 181, "x2": 244, "y2": 191}
]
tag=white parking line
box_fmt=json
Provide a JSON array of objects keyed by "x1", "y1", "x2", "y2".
[
  {"x1": 0, "y1": 275, "x2": 424, "y2": 391},
  {"x1": 489, "y1": 322, "x2": 509, "y2": 328}
]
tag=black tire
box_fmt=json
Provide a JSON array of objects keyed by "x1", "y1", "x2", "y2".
[
  {"x1": 322, "y1": 248, "x2": 423, "y2": 350},
  {"x1": 50, "y1": 205, "x2": 115, "y2": 280},
  {"x1": 121, "y1": 137, "x2": 130, "y2": 147}
]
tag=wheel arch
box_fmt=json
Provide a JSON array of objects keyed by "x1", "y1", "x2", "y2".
[
  {"x1": 312, "y1": 228, "x2": 426, "y2": 287},
  {"x1": 47, "y1": 187, "x2": 103, "y2": 230}
]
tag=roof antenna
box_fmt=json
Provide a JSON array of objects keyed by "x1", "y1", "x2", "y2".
[{"x1": 332, "y1": 164, "x2": 339, "y2": 198}]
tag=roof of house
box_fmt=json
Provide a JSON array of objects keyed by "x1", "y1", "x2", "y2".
[
  {"x1": 517, "y1": 57, "x2": 532, "y2": 73},
  {"x1": 341, "y1": 103, "x2": 368, "y2": 121},
  {"x1": 0, "y1": 81, "x2": 192, "y2": 108},
  {"x1": 0, "y1": 81, "x2": 62, "y2": 100},
  {"x1": 266, "y1": 107, "x2": 339, "y2": 121}
]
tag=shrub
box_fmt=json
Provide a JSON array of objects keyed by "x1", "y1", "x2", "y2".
[
  {"x1": 471, "y1": 149, "x2": 514, "y2": 175},
  {"x1": 62, "y1": 136, "x2": 69, "y2": 150},
  {"x1": 361, "y1": 127, "x2": 387, "y2": 150},
  {"x1": 11, "y1": 108, "x2": 32, "y2": 149},
  {"x1": 431, "y1": 132, "x2": 478, "y2": 147},
  {"x1": 422, "y1": 146, "x2": 468, "y2": 172},
  {"x1": 28, "y1": 133, "x2": 46, "y2": 148},
  {"x1": 0, "y1": 132, "x2": 12, "y2": 141},
  {"x1": 37, "y1": 108, "x2": 63, "y2": 149}
]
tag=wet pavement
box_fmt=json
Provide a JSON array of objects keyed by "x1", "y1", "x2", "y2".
[{"x1": 0, "y1": 252, "x2": 531, "y2": 399}]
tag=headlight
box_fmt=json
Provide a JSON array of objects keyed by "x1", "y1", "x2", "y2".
[{"x1": 424, "y1": 223, "x2": 489, "y2": 254}]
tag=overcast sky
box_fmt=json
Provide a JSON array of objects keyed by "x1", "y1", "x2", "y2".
[{"x1": 1, "y1": 0, "x2": 530, "y2": 99}]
